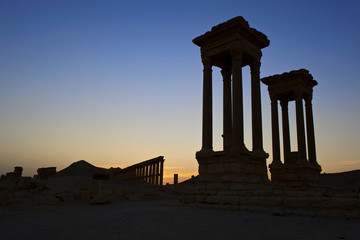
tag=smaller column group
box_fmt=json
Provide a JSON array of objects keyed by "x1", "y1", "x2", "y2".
[
  {"x1": 269, "y1": 95, "x2": 317, "y2": 165},
  {"x1": 261, "y1": 69, "x2": 319, "y2": 166}
]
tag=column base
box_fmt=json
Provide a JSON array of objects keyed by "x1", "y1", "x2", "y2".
[
  {"x1": 230, "y1": 144, "x2": 250, "y2": 154},
  {"x1": 197, "y1": 148, "x2": 214, "y2": 155}
]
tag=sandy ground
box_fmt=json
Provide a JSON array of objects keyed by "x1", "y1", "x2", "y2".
[{"x1": 1, "y1": 200, "x2": 359, "y2": 240}]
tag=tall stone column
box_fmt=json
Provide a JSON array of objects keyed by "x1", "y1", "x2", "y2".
[
  {"x1": 142, "y1": 166, "x2": 145, "y2": 182},
  {"x1": 305, "y1": 96, "x2": 317, "y2": 163},
  {"x1": 280, "y1": 100, "x2": 291, "y2": 164},
  {"x1": 250, "y1": 60, "x2": 264, "y2": 153},
  {"x1": 201, "y1": 57, "x2": 213, "y2": 152},
  {"x1": 160, "y1": 159, "x2": 164, "y2": 186},
  {"x1": 151, "y1": 164, "x2": 156, "y2": 184},
  {"x1": 148, "y1": 164, "x2": 152, "y2": 184},
  {"x1": 221, "y1": 67, "x2": 232, "y2": 151},
  {"x1": 142, "y1": 166, "x2": 145, "y2": 183},
  {"x1": 231, "y1": 50, "x2": 246, "y2": 151},
  {"x1": 155, "y1": 162, "x2": 160, "y2": 185},
  {"x1": 295, "y1": 92, "x2": 307, "y2": 162},
  {"x1": 145, "y1": 165, "x2": 149, "y2": 183},
  {"x1": 271, "y1": 97, "x2": 281, "y2": 164}
]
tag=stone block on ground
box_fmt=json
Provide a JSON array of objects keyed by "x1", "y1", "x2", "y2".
[{"x1": 91, "y1": 193, "x2": 112, "y2": 204}]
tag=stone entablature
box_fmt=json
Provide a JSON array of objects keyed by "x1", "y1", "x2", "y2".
[
  {"x1": 193, "y1": 17, "x2": 269, "y2": 67},
  {"x1": 261, "y1": 69, "x2": 317, "y2": 102},
  {"x1": 261, "y1": 69, "x2": 321, "y2": 186}
]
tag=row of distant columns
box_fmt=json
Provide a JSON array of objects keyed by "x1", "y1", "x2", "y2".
[
  {"x1": 271, "y1": 94, "x2": 317, "y2": 164},
  {"x1": 202, "y1": 51, "x2": 264, "y2": 153},
  {"x1": 135, "y1": 159, "x2": 164, "y2": 186}
]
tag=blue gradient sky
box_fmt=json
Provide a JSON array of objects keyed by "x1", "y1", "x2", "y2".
[{"x1": 1, "y1": 0, "x2": 359, "y2": 182}]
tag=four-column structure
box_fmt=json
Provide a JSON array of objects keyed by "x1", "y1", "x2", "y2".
[
  {"x1": 261, "y1": 69, "x2": 322, "y2": 186},
  {"x1": 193, "y1": 16, "x2": 270, "y2": 189}
]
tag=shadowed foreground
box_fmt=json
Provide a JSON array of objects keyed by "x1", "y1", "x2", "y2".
[{"x1": 1, "y1": 201, "x2": 359, "y2": 240}]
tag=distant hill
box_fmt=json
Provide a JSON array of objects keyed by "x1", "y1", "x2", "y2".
[
  {"x1": 320, "y1": 170, "x2": 360, "y2": 190},
  {"x1": 57, "y1": 160, "x2": 121, "y2": 177}
]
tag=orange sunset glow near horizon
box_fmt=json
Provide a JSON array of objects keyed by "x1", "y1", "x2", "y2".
[{"x1": 1, "y1": 1, "x2": 360, "y2": 183}]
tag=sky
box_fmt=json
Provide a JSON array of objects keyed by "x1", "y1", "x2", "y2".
[{"x1": 1, "y1": 0, "x2": 359, "y2": 183}]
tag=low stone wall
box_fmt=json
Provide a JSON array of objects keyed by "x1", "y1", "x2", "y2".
[{"x1": 270, "y1": 162, "x2": 322, "y2": 187}]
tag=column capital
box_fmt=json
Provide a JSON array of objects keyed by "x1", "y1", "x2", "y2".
[
  {"x1": 230, "y1": 48, "x2": 243, "y2": 59},
  {"x1": 221, "y1": 67, "x2": 232, "y2": 80},
  {"x1": 305, "y1": 95, "x2": 313, "y2": 105},
  {"x1": 271, "y1": 98, "x2": 278, "y2": 105},
  {"x1": 270, "y1": 94, "x2": 278, "y2": 103},
  {"x1": 202, "y1": 56, "x2": 212, "y2": 69},
  {"x1": 294, "y1": 90, "x2": 304, "y2": 100},
  {"x1": 280, "y1": 100, "x2": 289, "y2": 109},
  {"x1": 250, "y1": 59, "x2": 261, "y2": 72}
]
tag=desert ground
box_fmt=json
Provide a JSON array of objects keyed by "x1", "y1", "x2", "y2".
[
  {"x1": 1, "y1": 199, "x2": 359, "y2": 240},
  {"x1": 1, "y1": 161, "x2": 360, "y2": 240}
]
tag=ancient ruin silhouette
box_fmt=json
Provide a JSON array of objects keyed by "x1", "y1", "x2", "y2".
[
  {"x1": 1, "y1": 16, "x2": 360, "y2": 220},
  {"x1": 185, "y1": 18, "x2": 360, "y2": 218},
  {"x1": 261, "y1": 69, "x2": 322, "y2": 186},
  {"x1": 193, "y1": 17, "x2": 323, "y2": 189},
  {"x1": 193, "y1": 16, "x2": 270, "y2": 189},
  {"x1": 0, "y1": 166, "x2": 23, "y2": 181},
  {"x1": 37, "y1": 167, "x2": 57, "y2": 179},
  {"x1": 113, "y1": 156, "x2": 164, "y2": 186}
]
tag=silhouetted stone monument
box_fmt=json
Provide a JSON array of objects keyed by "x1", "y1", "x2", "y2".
[
  {"x1": 0, "y1": 166, "x2": 23, "y2": 182},
  {"x1": 261, "y1": 69, "x2": 322, "y2": 186},
  {"x1": 113, "y1": 156, "x2": 164, "y2": 186},
  {"x1": 14, "y1": 167, "x2": 23, "y2": 178},
  {"x1": 193, "y1": 16, "x2": 270, "y2": 189},
  {"x1": 37, "y1": 167, "x2": 57, "y2": 179},
  {"x1": 174, "y1": 174, "x2": 178, "y2": 185}
]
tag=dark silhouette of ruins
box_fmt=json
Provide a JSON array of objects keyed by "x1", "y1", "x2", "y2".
[
  {"x1": 113, "y1": 156, "x2": 164, "y2": 186},
  {"x1": 262, "y1": 69, "x2": 322, "y2": 186},
  {"x1": 0, "y1": 167, "x2": 23, "y2": 181},
  {"x1": 37, "y1": 167, "x2": 57, "y2": 179},
  {"x1": 193, "y1": 16, "x2": 322, "y2": 188},
  {"x1": 193, "y1": 16, "x2": 270, "y2": 189},
  {"x1": 1, "y1": 16, "x2": 359, "y2": 219},
  {"x1": 182, "y1": 17, "x2": 360, "y2": 218}
]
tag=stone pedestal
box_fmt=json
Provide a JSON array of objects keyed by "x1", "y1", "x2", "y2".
[
  {"x1": 196, "y1": 151, "x2": 269, "y2": 191},
  {"x1": 269, "y1": 162, "x2": 321, "y2": 187}
]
